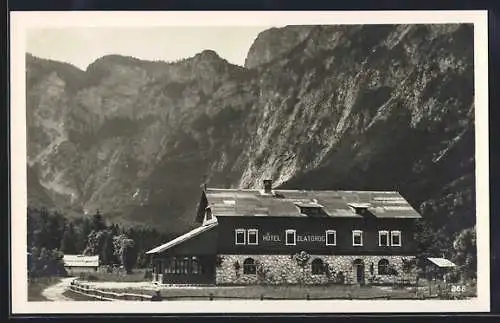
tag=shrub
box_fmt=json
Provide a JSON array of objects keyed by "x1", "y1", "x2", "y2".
[
  {"x1": 79, "y1": 272, "x2": 99, "y2": 281},
  {"x1": 292, "y1": 251, "x2": 311, "y2": 268},
  {"x1": 255, "y1": 261, "x2": 271, "y2": 284},
  {"x1": 144, "y1": 270, "x2": 153, "y2": 279},
  {"x1": 334, "y1": 271, "x2": 345, "y2": 284}
]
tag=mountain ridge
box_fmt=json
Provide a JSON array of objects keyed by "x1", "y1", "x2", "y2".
[{"x1": 26, "y1": 24, "x2": 475, "y2": 239}]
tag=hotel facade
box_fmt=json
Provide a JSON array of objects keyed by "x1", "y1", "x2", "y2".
[{"x1": 147, "y1": 180, "x2": 422, "y2": 285}]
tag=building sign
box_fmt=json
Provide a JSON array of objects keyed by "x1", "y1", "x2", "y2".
[
  {"x1": 297, "y1": 235, "x2": 325, "y2": 243},
  {"x1": 262, "y1": 232, "x2": 325, "y2": 243},
  {"x1": 262, "y1": 233, "x2": 281, "y2": 242}
]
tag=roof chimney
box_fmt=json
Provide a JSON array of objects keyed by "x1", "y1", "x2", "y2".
[{"x1": 263, "y1": 180, "x2": 272, "y2": 194}]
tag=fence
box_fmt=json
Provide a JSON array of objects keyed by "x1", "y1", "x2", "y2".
[
  {"x1": 69, "y1": 281, "x2": 152, "y2": 301},
  {"x1": 68, "y1": 280, "x2": 452, "y2": 301}
]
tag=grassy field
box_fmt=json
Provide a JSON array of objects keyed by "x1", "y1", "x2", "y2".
[
  {"x1": 62, "y1": 289, "x2": 102, "y2": 301},
  {"x1": 97, "y1": 284, "x2": 422, "y2": 300},
  {"x1": 73, "y1": 272, "x2": 477, "y2": 301},
  {"x1": 78, "y1": 269, "x2": 148, "y2": 282},
  {"x1": 27, "y1": 277, "x2": 61, "y2": 301}
]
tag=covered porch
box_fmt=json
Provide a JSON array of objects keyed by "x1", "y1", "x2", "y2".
[{"x1": 146, "y1": 222, "x2": 218, "y2": 285}]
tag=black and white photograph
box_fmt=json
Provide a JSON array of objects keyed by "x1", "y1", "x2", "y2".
[{"x1": 9, "y1": 11, "x2": 489, "y2": 314}]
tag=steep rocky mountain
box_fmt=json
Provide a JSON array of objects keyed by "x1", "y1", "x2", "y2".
[{"x1": 26, "y1": 24, "x2": 475, "y2": 237}]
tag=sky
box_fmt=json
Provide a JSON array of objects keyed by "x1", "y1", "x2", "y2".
[{"x1": 26, "y1": 26, "x2": 277, "y2": 70}]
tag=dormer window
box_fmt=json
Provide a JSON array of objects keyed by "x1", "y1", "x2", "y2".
[
  {"x1": 348, "y1": 203, "x2": 371, "y2": 215},
  {"x1": 295, "y1": 201, "x2": 325, "y2": 217},
  {"x1": 300, "y1": 207, "x2": 322, "y2": 216}
]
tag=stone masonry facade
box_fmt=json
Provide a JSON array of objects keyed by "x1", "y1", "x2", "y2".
[{"x1": 215, "y1": 254, "x2": 417, "y2": 285}]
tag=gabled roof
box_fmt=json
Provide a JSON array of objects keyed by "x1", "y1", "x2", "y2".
[
  {"x1": 427, "y1": 257, "x2": 457, "y2": 268},
  {"x1": 146, "y1": 222, "x2": 218, "y2": 254},
  {"x1": 201, "y1": 188, "x2": 422, "y2": 219},
  {"x1": 63, "y1": 255, "x2": 99, "y2": 267}
]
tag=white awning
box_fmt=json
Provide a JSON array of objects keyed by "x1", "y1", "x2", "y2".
[{"x1": 427, "y1": 257, "x2": 457, "y2": 268}]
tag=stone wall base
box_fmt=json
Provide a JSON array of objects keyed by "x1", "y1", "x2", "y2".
[{"x1": 215, "y1": 254, "x2": 417, "y2": 285}]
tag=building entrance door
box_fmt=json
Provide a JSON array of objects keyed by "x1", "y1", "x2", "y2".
[{"x1": 353, "y1": 259, "x2": 365, "y2": 284}]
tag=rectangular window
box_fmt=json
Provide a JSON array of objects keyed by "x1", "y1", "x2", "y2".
[
  {"x1": 285, "y1": 229, "x2": 296, "y2": 245},
  {"x1": 191, "y1": 257, "x2": 199, "y2": 274},
  {"x1": 165, "y1": 259, "x2": 172, "y2": 274},
  {"x1": 326, "y1": 230, "x2": 337, "y2": 246},
  {"x1": 235, "y1": 229, "x2": 246, "y2": 245},
  {"x1": 379, "y1": 230, "x2": 389, "y2": 246},
  {"x1": 352, "y1": 230, "x2": 363, "y2": 246},
  {"x1": 391, "y1": 230, "x2": 402, "y2": 246},
  {"x1": 174, "y1": 257, "x2": 180, "y2": 274},
  {"x1": 247, "y1": 229, "x2": 258, "y2": 245},
  {"x1": 183, "y1": 257, "x2": 190, "y2": 274}
]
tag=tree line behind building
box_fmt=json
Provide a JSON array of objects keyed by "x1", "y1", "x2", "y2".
[
  {"x1": 27, "y1": 207, "x2": 179, "y2": 278},
  {"x1": 26, "y1": 206, "x2": 477, "y2": 281}
]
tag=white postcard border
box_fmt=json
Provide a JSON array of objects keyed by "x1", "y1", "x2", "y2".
[{"x1": 10, "y1": 10, "x2": 490, "y2": 314}]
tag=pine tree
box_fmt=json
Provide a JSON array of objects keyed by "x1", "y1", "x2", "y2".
[
  {"x1": 36, "y1": 208, "x2": 50, "y2": 249},
  {"x1": 110, "y1": 223, "x2": 120, "y2": 237},
  {"x1": 76, "y1": 217, "x2": 92, "y2": 253},
  {"x1": 453, "y1": 226, "x2": 477, "y2": 279},
  {"x1": 101, "y1": 231, "x2": 115, "y2": 265},
  {"x1": 61, "y1": 222, "x2": 77, "y2": 254},
  {"x1": 121, "y1": 238, "x2": 136, "y2": 274},
  {"x1": 414, "y1": 219, "x2": 452, "y2": 269},
  {"x1": 136, "y1": 252, "x2": 146, "y2": 268},
  {"x1": 47, "y1": 213, "x2": 64, "y2": 250},
  {"x1": 91, "y1": 209, "x2": 106, "y2": 232}
]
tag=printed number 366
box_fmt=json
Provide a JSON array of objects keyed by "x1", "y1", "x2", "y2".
[{"x1": 451, "y1": 285, "x2": 466, "y2": 293}]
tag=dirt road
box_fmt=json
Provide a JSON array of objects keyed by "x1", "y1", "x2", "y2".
[{"x1": 41, "y1": 277, "x2": 76, "y2": 301}]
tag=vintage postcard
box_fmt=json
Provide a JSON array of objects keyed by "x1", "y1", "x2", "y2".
[{"x1": 9, "y1": 10, "x2": 489, "y2": 314}]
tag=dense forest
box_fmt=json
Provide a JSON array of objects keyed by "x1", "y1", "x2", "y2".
[{"x1": 27, "y1": 207, "x2": 178, "y2": 278}]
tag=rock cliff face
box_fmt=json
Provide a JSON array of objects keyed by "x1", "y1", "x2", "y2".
[
  {"x1": 26, "y1": 24, "x2": 475, "y2": 235},
  {"x1": 244, "y1": 26, "x2": 313, "y2": 69}
]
